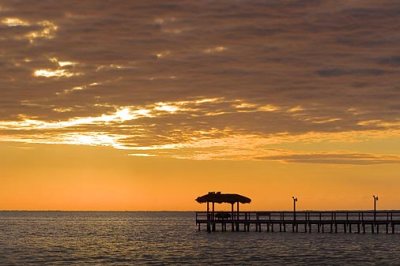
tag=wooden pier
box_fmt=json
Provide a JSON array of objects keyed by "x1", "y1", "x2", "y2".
[{"x1": 195, "y1": 210, "x2": 400, "y2": 234}]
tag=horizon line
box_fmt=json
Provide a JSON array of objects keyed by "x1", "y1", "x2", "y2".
[{"x1": 1, "y1": 209, "x2": 398, "y2": 212}]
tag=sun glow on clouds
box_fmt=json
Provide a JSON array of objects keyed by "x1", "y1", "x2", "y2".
[
  {"x1": 0, "y1": 107, "x2": 151, "y2": 131},
  {"x1": 357, "y1": 120, "x2": 400, "y2": 128},
  {"x1": 154, "y1": 103, "x2": 179, "y2": 113},
  {"x1": 204, "y1": 46, "x2": 227, "y2": 54},
  {"x1": 49, "y1": 57, "x2": 77, "y2": 67},
  {"x1": 155, "y1": 51, "x2": 171, "y2": 59},
  {"x1": 2, "y1": 125, "x2": 400, "y2": 164},
  {"x1": 26, "y1": 20, "x2": 58, "y2": 43},
  {"x1": 34, "y1": 57, "x2": 80, "y2": 78},
  {"x1": 288, "y1": 106, "x2": 304, "y2": 113},
  {"x1": 63, "y1": 133, "x2": 123, "y2": 148},
  {"x1": 258, "y1": 105, "x2": 280, "y2": 112},
  {"x1": 0, "y1": 96, "x2": 399, "y2": 164},
  {"x1": 1, "y1": 96, "x2": 229, "y2": 132},
  {"x1": 59, "y1": 82, "x2": 99, "y2": 95},
  {"x1": 2, "y1": 132, "x2": 127, "y2": 150},
  {"x1": 2, "y1": 17, "x2": 29, "y2": 26},
  {"x1": 128, "y1": 153, "x2": 155, "y2": 157},
  {"x1": 234, "y1": 101, "x2": 257, "y2": 109},
  {"x1": 127, "y1": 130, "x2": 400, "y2": 163},
  {"x1": 2, "y1": 17, "x2": 58, "y2": 42},
  {"x1": 233, "y1": 101, "x2": 280, "y2": 113},
  {"x1": 1, "y1": 98, "x2": 218, "y2": 131},
  {"x1": 0, "y1": 97, "x2": 227, "y2": 149},
  {"x1": 34, "y1": 69, "x2": 78, "y2": 78},
  {"x1": 53, "y1": 107, "x2": 73, "y2": 113},
  {"x1": 115, "y1": 108, "x2": 135, "y2": 121}
]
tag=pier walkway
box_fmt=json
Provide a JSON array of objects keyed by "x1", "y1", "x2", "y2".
[{"x1": 195, "y1": 210, "x2": 400, "y2": 233}]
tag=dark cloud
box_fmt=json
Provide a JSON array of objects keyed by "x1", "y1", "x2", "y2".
[
  {"x1": 316, "y1": 68, "x2": 387, "y2": 77},
  {"x1": 378, "y1": 56, "x2": 400, "y2": 66},
  {"x1": 0, "y1": 0, "x2": 399, "y2": 161}
]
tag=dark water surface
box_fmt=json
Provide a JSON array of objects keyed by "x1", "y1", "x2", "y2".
[{"x1": 1, "y1": 212, "x2": 400, "y2": 265}]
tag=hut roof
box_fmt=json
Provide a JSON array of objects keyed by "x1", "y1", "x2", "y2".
[{"x1": 196, "y1": 192, "x2": 251, "y2": 204}]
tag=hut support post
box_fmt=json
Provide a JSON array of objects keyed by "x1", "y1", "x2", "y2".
[
  {"x1": 212, "y1": 202, "x2": 215, "y2": 232},
  {"x1": 231, "y1": 203, "x2": 235, "y2": 232},
  {"x1": 236, "y1": 202, "x2": 240, "y2": 231},
  {"x1": 207, "y1": 201, "x2": 210, "y2": 233}
]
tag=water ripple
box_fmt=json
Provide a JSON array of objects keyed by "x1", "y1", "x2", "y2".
[{"x1": 1, "y1": 212, "x2": 400, "y2": 265}]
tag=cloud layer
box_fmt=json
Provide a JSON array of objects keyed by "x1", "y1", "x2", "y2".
[{"x1": 0, "y1": 0, "x2": 399, "y2": 164}]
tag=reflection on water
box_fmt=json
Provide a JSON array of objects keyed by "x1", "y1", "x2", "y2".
[{"x1": 1, "y1": 212, "x2": 400, "y2": 265}]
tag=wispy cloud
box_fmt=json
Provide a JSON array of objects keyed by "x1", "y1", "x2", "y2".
[{"x1": 258, "y1": 153, "x2": 400, "y2": 165}]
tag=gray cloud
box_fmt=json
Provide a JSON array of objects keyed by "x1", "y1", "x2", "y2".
[
  {"x1": 0, "y1": 0, "x2": 400, "y2": 161},
  {"x1": 378, "y1": 56, "x2": 400, "y2": 66},
  {"x1": 258, "y1": 153, "x2": 400, "y2": 165},
  {"x1": 316, "y1": 68, "x2": 387, "y2": 77}
]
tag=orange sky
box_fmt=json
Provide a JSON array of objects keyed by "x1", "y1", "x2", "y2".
[{"x1": 1, "y1": 142, "x2": 399, "y2": 211}]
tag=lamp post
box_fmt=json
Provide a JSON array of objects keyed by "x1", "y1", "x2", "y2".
[
  {"x1": 373, "y1": 195, "x2": 378, "y2": 222},
  {"x1": 292, "y1": 196, "x2": 298, "y2": 220},
  {"x1": 292, "y1": 196, "x2": 298, "y2": 232}
]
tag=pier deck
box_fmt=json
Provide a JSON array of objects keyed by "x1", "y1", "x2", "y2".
[{"x1": 195, "y1": 210, "x2": 400, "y2": 233}]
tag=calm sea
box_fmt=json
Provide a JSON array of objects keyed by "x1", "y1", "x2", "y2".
[{"x1": 0, "y1": 211, "x2": 400, "y2": 265}]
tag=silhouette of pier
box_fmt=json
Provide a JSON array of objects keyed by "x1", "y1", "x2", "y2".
[
  {"x1": 196, "y1": 210, "x2": 400, "y2": 233},
  {"x1": 195, "y1": 192, "x2": 400, "y2": 233}
]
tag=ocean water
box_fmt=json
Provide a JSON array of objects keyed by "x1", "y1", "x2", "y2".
[{"x1": 1, "y1": 212, "x2": 400, "y2": 265}]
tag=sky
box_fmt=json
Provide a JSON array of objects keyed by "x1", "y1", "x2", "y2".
[{"x1": 0, "y1": 0, "x2": 399, "y2": 210}]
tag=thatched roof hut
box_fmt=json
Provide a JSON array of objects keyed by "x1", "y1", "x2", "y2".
[
  {"x1": 196, "y1": 192, "x2": 251, "y2": 232},
  {"x1": 196, "y1": 192, "x2": 251, "y2": 204}
]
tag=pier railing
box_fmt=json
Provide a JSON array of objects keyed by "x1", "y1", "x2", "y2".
[{"x1": 195, "y1": 210, "x2": 400, "y2": 233}]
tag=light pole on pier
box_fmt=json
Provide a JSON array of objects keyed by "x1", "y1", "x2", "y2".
[
  {"x1": 292, "y1": 196, "x2": 298, "y2": 221},
  {"x1": 373, "y1": 195, "x2": 378, "y2": 222}
]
